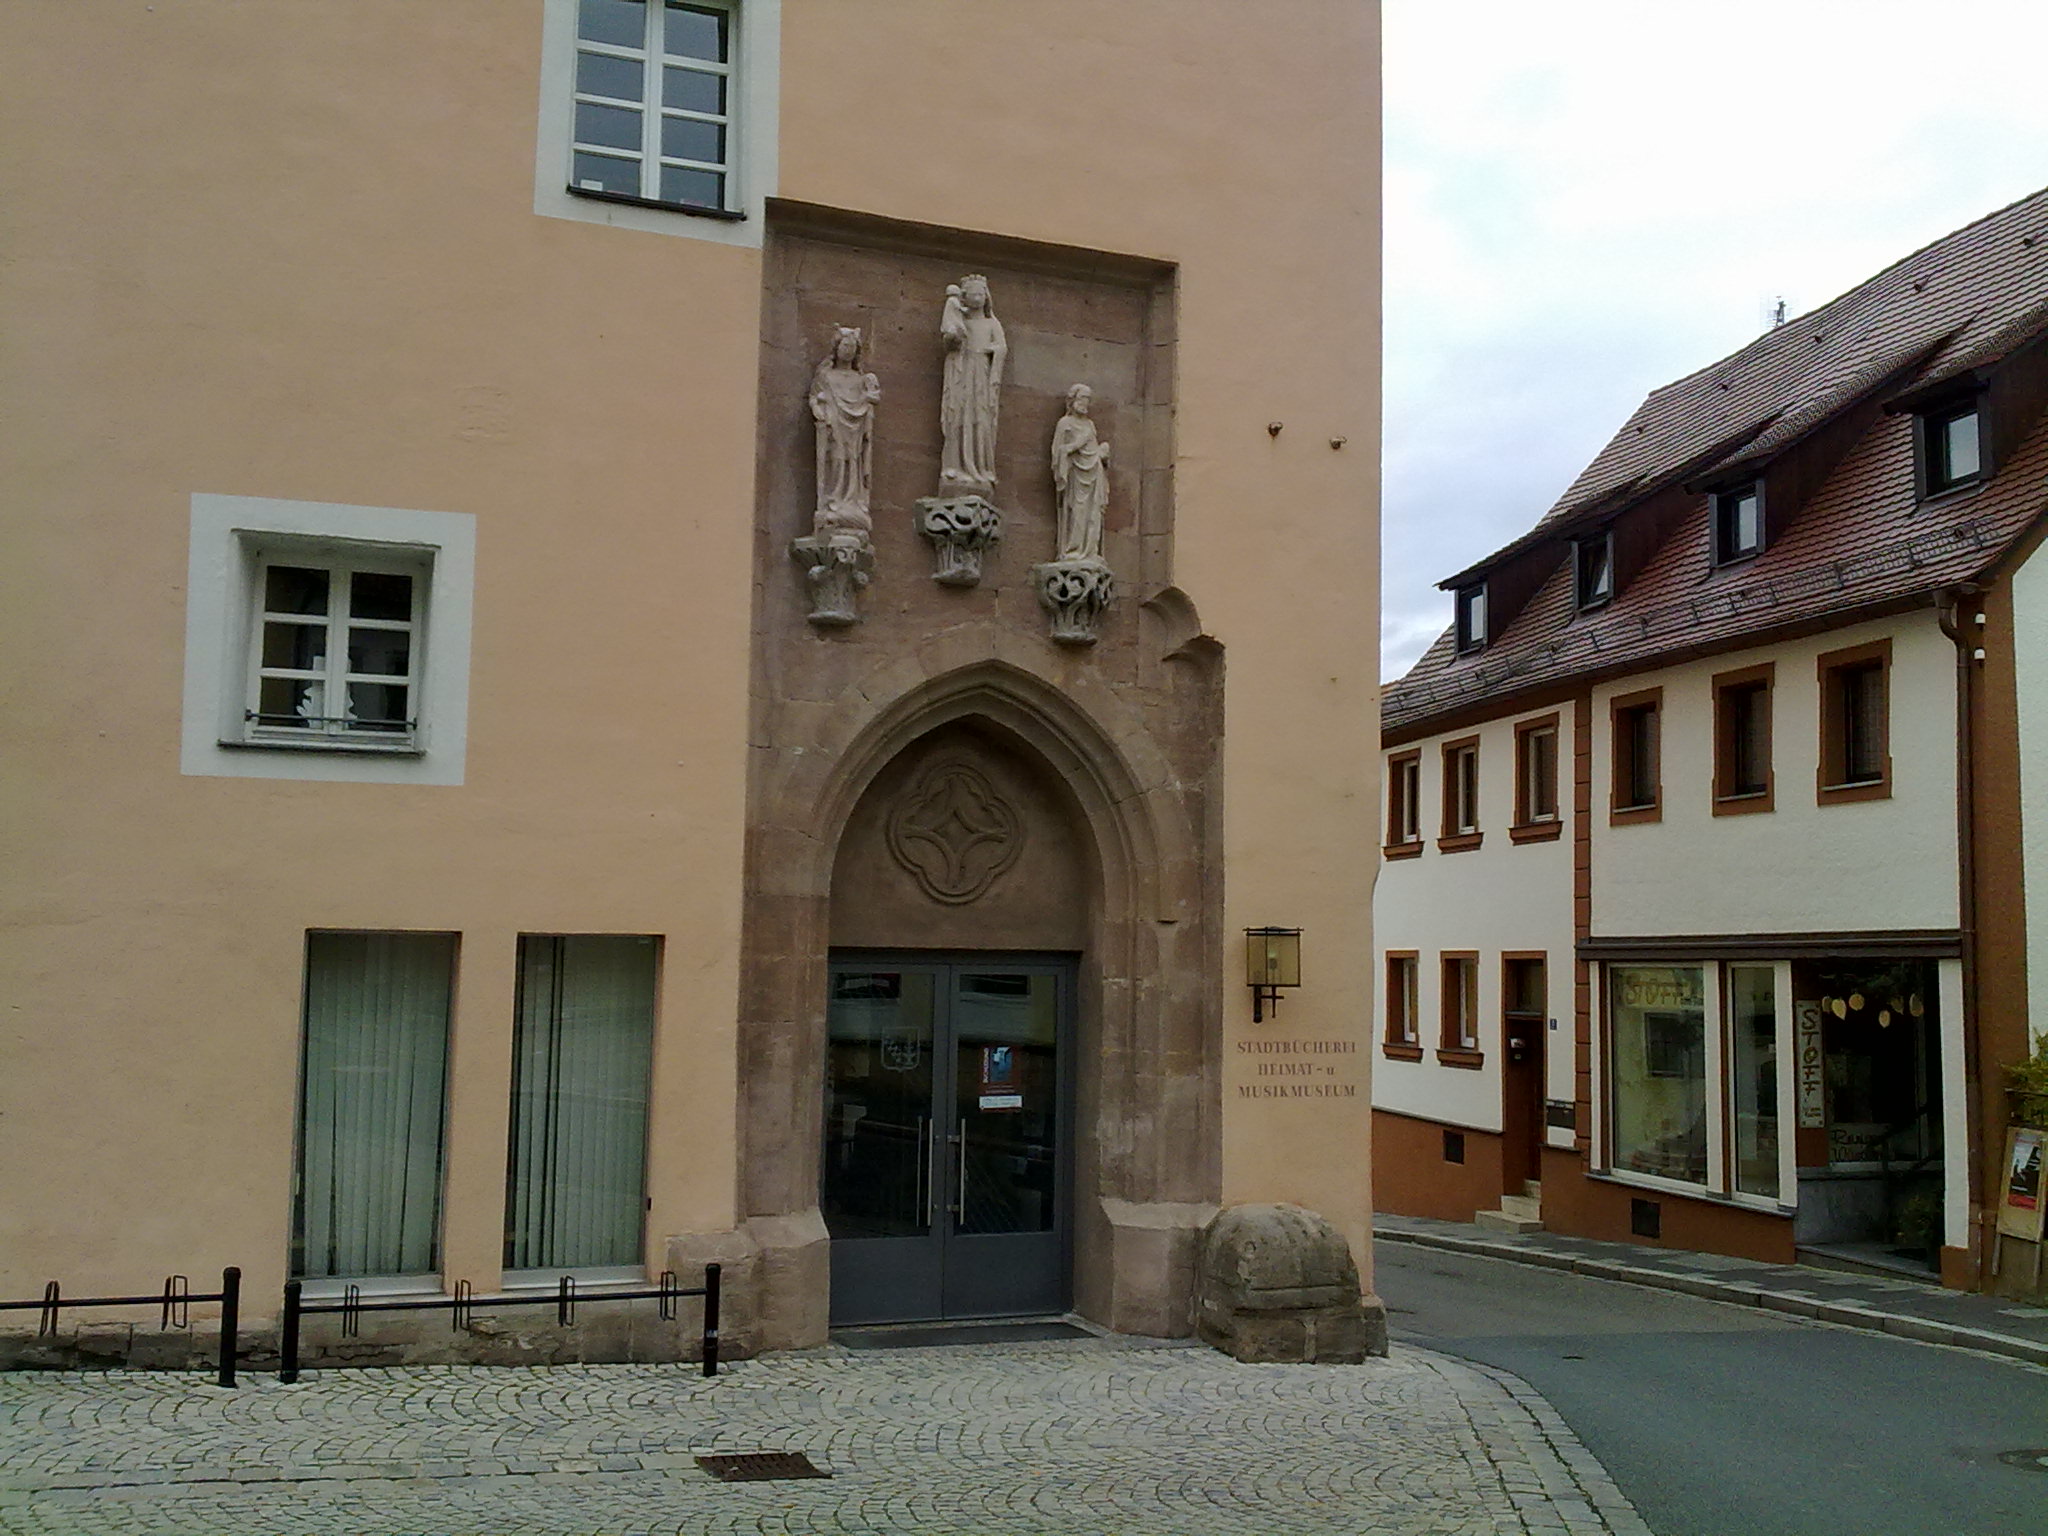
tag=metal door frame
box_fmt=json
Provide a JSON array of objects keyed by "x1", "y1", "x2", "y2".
[{"x1": 824, "y1": 950, "x2": 1077, "y2": 1322}]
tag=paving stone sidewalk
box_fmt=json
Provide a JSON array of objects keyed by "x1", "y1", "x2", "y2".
[
  {"x1": 1376, "y1": 1214, "x2": 2048, "y2": 1365},
  {"x1": 0, "y1": 1331, "x2": 1650, "y2": 1536}
]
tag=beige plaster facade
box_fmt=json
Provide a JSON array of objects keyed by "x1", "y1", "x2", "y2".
[{"x1": 1, "y1": 1, "x2": 1380, "y2": 1361}]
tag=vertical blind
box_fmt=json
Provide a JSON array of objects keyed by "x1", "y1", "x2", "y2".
[
  {"x1": 294, "y1": 932, "x2": 455, "y2": 1278},
  {"x1": 505, "y1": 935, "x2": 657, "y2": 1271}
]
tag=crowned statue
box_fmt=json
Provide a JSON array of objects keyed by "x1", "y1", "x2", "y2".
[{"x1": 810, "y1": 325, "x2": 881, "y2": 536}]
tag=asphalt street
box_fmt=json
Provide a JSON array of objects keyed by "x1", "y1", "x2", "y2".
[{"x1": 1377, "y1": 1244, "x2": 2048, "y2": 1536}]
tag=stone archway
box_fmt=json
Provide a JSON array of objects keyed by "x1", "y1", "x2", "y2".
[{"x1": 729, "y1": 658, "x2": 1221, "y2": 1347}]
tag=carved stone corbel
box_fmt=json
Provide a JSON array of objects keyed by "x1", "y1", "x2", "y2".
[
  {"x1": 915, "y1": 495, "x2": 1003, "y2": 586},
  {"x1": 790, "y1": 533, "x2": 875, "y2": 628},
  {"x1": 1032, "y1": 557, "x2": 1117, "y2": 645}
]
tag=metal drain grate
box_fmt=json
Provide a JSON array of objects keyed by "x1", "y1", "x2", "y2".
[{"x1": 696, "y1": 1451, "x2": 830, "y2": 1482}]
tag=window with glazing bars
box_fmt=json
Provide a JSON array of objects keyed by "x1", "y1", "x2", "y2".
[
  {"x1": 248, "y1": 557, "x2": 424, "y2": 745},
  {"x1": 571, "y1": 0, "x2": 736, "y2": 212}
]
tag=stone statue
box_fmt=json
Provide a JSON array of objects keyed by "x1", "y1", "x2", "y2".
[
  {"x1": 809, "y1": 326, "x2": 880, "y2": 536},
  {"x1": 1050, "y1": 383, "x2": 1110, "y2": 561},
  {"x1": 791, "y1": 324, "x2": 880, "y2": 627},
  {"x1": 938, "y1": 275, "x2": 1006, "y2": 493},
  {"x1": 1032, "y1": 379, "x2": 1118, "y2": 645}
]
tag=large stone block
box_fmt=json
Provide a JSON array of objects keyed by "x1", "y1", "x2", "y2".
[{"x1": 1196, "y1": 1202, "x2": 1388, "y2": 1364}]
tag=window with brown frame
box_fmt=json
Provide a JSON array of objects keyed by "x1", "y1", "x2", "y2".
[
  {"x1": 1439, "y1": 737, "x2": 1481, "y2": 850},
  {"x1": 1383, "y1": 952, "x2": 1421, "y2": 1059},
  {"x1": 1818, "y1": 639, "x2": 1891, "y2": 803},
  {"x1": 1438, "y1": 953, "x2": 1481, "y2": 1065},
  {"x1": 1609, "y1": 688, "x2": 1662, "y2": 824},
  {"x1": 1712, "y1": 663, "x2": 1774, "y2": 815},
  {"x1": 1384, "y1": 750, "x2": 1422, "y2": 856},
  {"x1": 1512, "y1": 714, "x2": 1561, "y2": 841}
]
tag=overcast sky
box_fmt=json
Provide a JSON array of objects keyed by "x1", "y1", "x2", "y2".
[{"x1": 1381, "y1": 0, "x2": 2048, "y2": 679}]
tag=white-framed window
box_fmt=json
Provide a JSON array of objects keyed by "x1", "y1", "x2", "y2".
[
  {"x1": 244, "y1": 550, "x2": 427, "y2": 749},
  {"x1": 182, "y1": 494, "x2": 475, "y2": 786},
  {"x1": 571, "y1": 0, "x2": 738, "y2": 213},
  {"x1": 535, "y1": 0, "x2": 779, "y2": 248}
]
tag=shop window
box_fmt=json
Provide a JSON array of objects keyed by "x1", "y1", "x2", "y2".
[
  {"x1": 1921, "y1": 400, "x2": 1984, "y2": 496},
  {"x1": 293, "y1": 932, "x2": 456, "y2": 1280},
  {"x1": 1575, "y1": 532, "x2": 1614, "y2": 611},
  {"x1": 1713, "y1": 483, "x2": 1763, "y2": 565},
  {"x1": 1712, "y1": 663, "x2": 1774, "y2": 814},
  {"x1": 1385, "y1": 750, "x2": 1422, "y2": 855},
  {"x1": 1439, "y1": 953, "x2": 1481, "y2": 1065},
  {"x1": 1802, "y1": 960, "x2": 1939, "y2": 1168},
  {"x1": 1609, "y1": 687, "x2": 1662, "y2": 824},
  {"x1": 1817, "y1": 639, "x2": 1891, "y2": 803},
  {"x1": 1439, "y1": 738, "x2": 1481, "y2": 850},
  {"x1": 505, "y1": 935, "x2": 660, "y2": 1276},
  {"x1": 1726, "y1": 964, "x2": 1779, "y2": 1199},
  {"x1": 1455, "y1": 583, "x2": 1488, "y2": 654},
  {"x1": 1512, "y1": 714, "x2": 1561, "y2": 840},
  {"x1": 1383, "y1": 952, "x2": 1421, "y2": 1059},
  {"x1": 1607, "y1": 965, "x2": 1707, "y2": 1187}
]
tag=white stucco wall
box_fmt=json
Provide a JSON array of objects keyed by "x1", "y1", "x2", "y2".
[
  {"x1": 1592, "y1": 613, "x2": 1959, "y2": 937},
  {"x1": 1374, "y1": 711, "x2": 1576, "y2": 1134},
  {"x1": 2015, "y1": 544, "x2": 2048, "y2": 1049}
]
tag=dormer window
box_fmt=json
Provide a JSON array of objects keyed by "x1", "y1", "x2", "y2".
[
  {"x1": 1713, "y1": 484, "x2": 1762, "y2": 566},
  {"x1": 1454, "y1": 584, "x2": 1488, "y2": 654},
  {"x1": 1575, "y1": 532, "x2": 1614, "y2": 611},
  {"x1": 1922, "y1": 401, "x2": 1983, "y2": 495}
]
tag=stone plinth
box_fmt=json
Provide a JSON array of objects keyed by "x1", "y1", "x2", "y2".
[
  {"x1": 790, "y1": 534, "x2": 875, "y2": 626},
  {"x1": 1196, "y1": 1202, "x2": 1386, "y2": 1363},
  {"x1": 1032, "y1": 557, "x2": 1115, "y2": 644},
  {"x1": 916, "y1": 495, "x2": 1002, "y2": 586}
]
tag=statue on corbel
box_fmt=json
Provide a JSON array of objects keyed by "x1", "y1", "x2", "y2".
[
  {"x1": 917, "y1": 275, "x2": 1007, "y2": 586},
  {"x1": 792, "y1": 324, "x2": 881, "y2": 627},
  {"x1": 1034, "y1": 382, "x2": 1117, "y2": 644}
]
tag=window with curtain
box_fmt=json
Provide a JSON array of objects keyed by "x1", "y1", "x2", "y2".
[
  {"x1": 505, "y1": 935, "x2": 658, "y2": 1273},
  {"x1": 293, "y1": 931, "x2": 456, "y2": 1279}
]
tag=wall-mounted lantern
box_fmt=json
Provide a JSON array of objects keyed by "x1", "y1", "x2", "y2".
[{"x1": 1244, "y1": 927, "x2": 1302, "y2": 1022}]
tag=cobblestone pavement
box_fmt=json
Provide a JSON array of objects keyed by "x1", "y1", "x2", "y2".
[{"x1": 0, "y1": 1333, "x2": 1650, "y2": 1535}]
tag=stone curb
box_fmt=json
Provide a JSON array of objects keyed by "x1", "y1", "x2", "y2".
[{"x1": 1377, "y1": 1227, "x2": 2048, "y2": 1369}]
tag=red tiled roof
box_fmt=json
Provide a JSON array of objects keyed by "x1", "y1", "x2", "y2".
[{"x1": 1388, "y1": 187, "x2": 2048, "y2": 737}]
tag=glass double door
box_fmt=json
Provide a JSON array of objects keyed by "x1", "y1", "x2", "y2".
[{"x1": 822, "y1": 956, "x2": 1071, "y2": 1325}]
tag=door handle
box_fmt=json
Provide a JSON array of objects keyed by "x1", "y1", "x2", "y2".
[
  {"x1": 920, "y1": 1116, "x2": 935, "y2": 1229},
  {"x1": 950, "y1": 1118, "x2": 968, "y2": 1220}
]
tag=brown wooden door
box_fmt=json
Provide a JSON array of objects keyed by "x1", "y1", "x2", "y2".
[{"x1": 1501, "y1": 957, "x2": 1548, "y2": 1195}]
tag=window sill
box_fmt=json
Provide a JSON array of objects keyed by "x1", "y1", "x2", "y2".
[
  {"x1": 1584, "y1": 1167, "x2": 1795, "y2": 1217},
  {"x1": 293, "y1": 1274, "x2": 446, "y2": 1301},
  {"x1": 1710, "y1": 549, "x2": 1763, "y2": 572},
  {"x1": 1381, "y1": 1041, "x2": 1425, "y2": 1062},
  {"x1": 1817, "y1": 777, "x2": 1890, "y2": 805},
  {"x1": 1435, "y1": 1047, "x2": 1485, "y2": 1070},
  {"x1": 1609, "y1": 803, "x2": 1661, "y2": 826},
  {"x1": 1713, "y1": 789, "x2": 1775, "y2": 816},
  {"x1": 1436, "y1": 831, "x2": 1484, "y2": 854},
  {"x1": 566, "y1": 184, "x2": 747, "y2": 222},
  {"x1": 502, "y1": 1266, "x2": 648, "y2": 1292},
  {"x1": 1509, "y1": 819, "x2": 1563, "y2": 844},
  {"x1": 221, "y1": 736, "x2": 425, "y2": 758},
  {"x1": 1917, "y1": 477, "x2": 1985, "y2": 509},
  {"x1": 1382, "y1": 839, "x2": 1424, "y2": 860}
]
